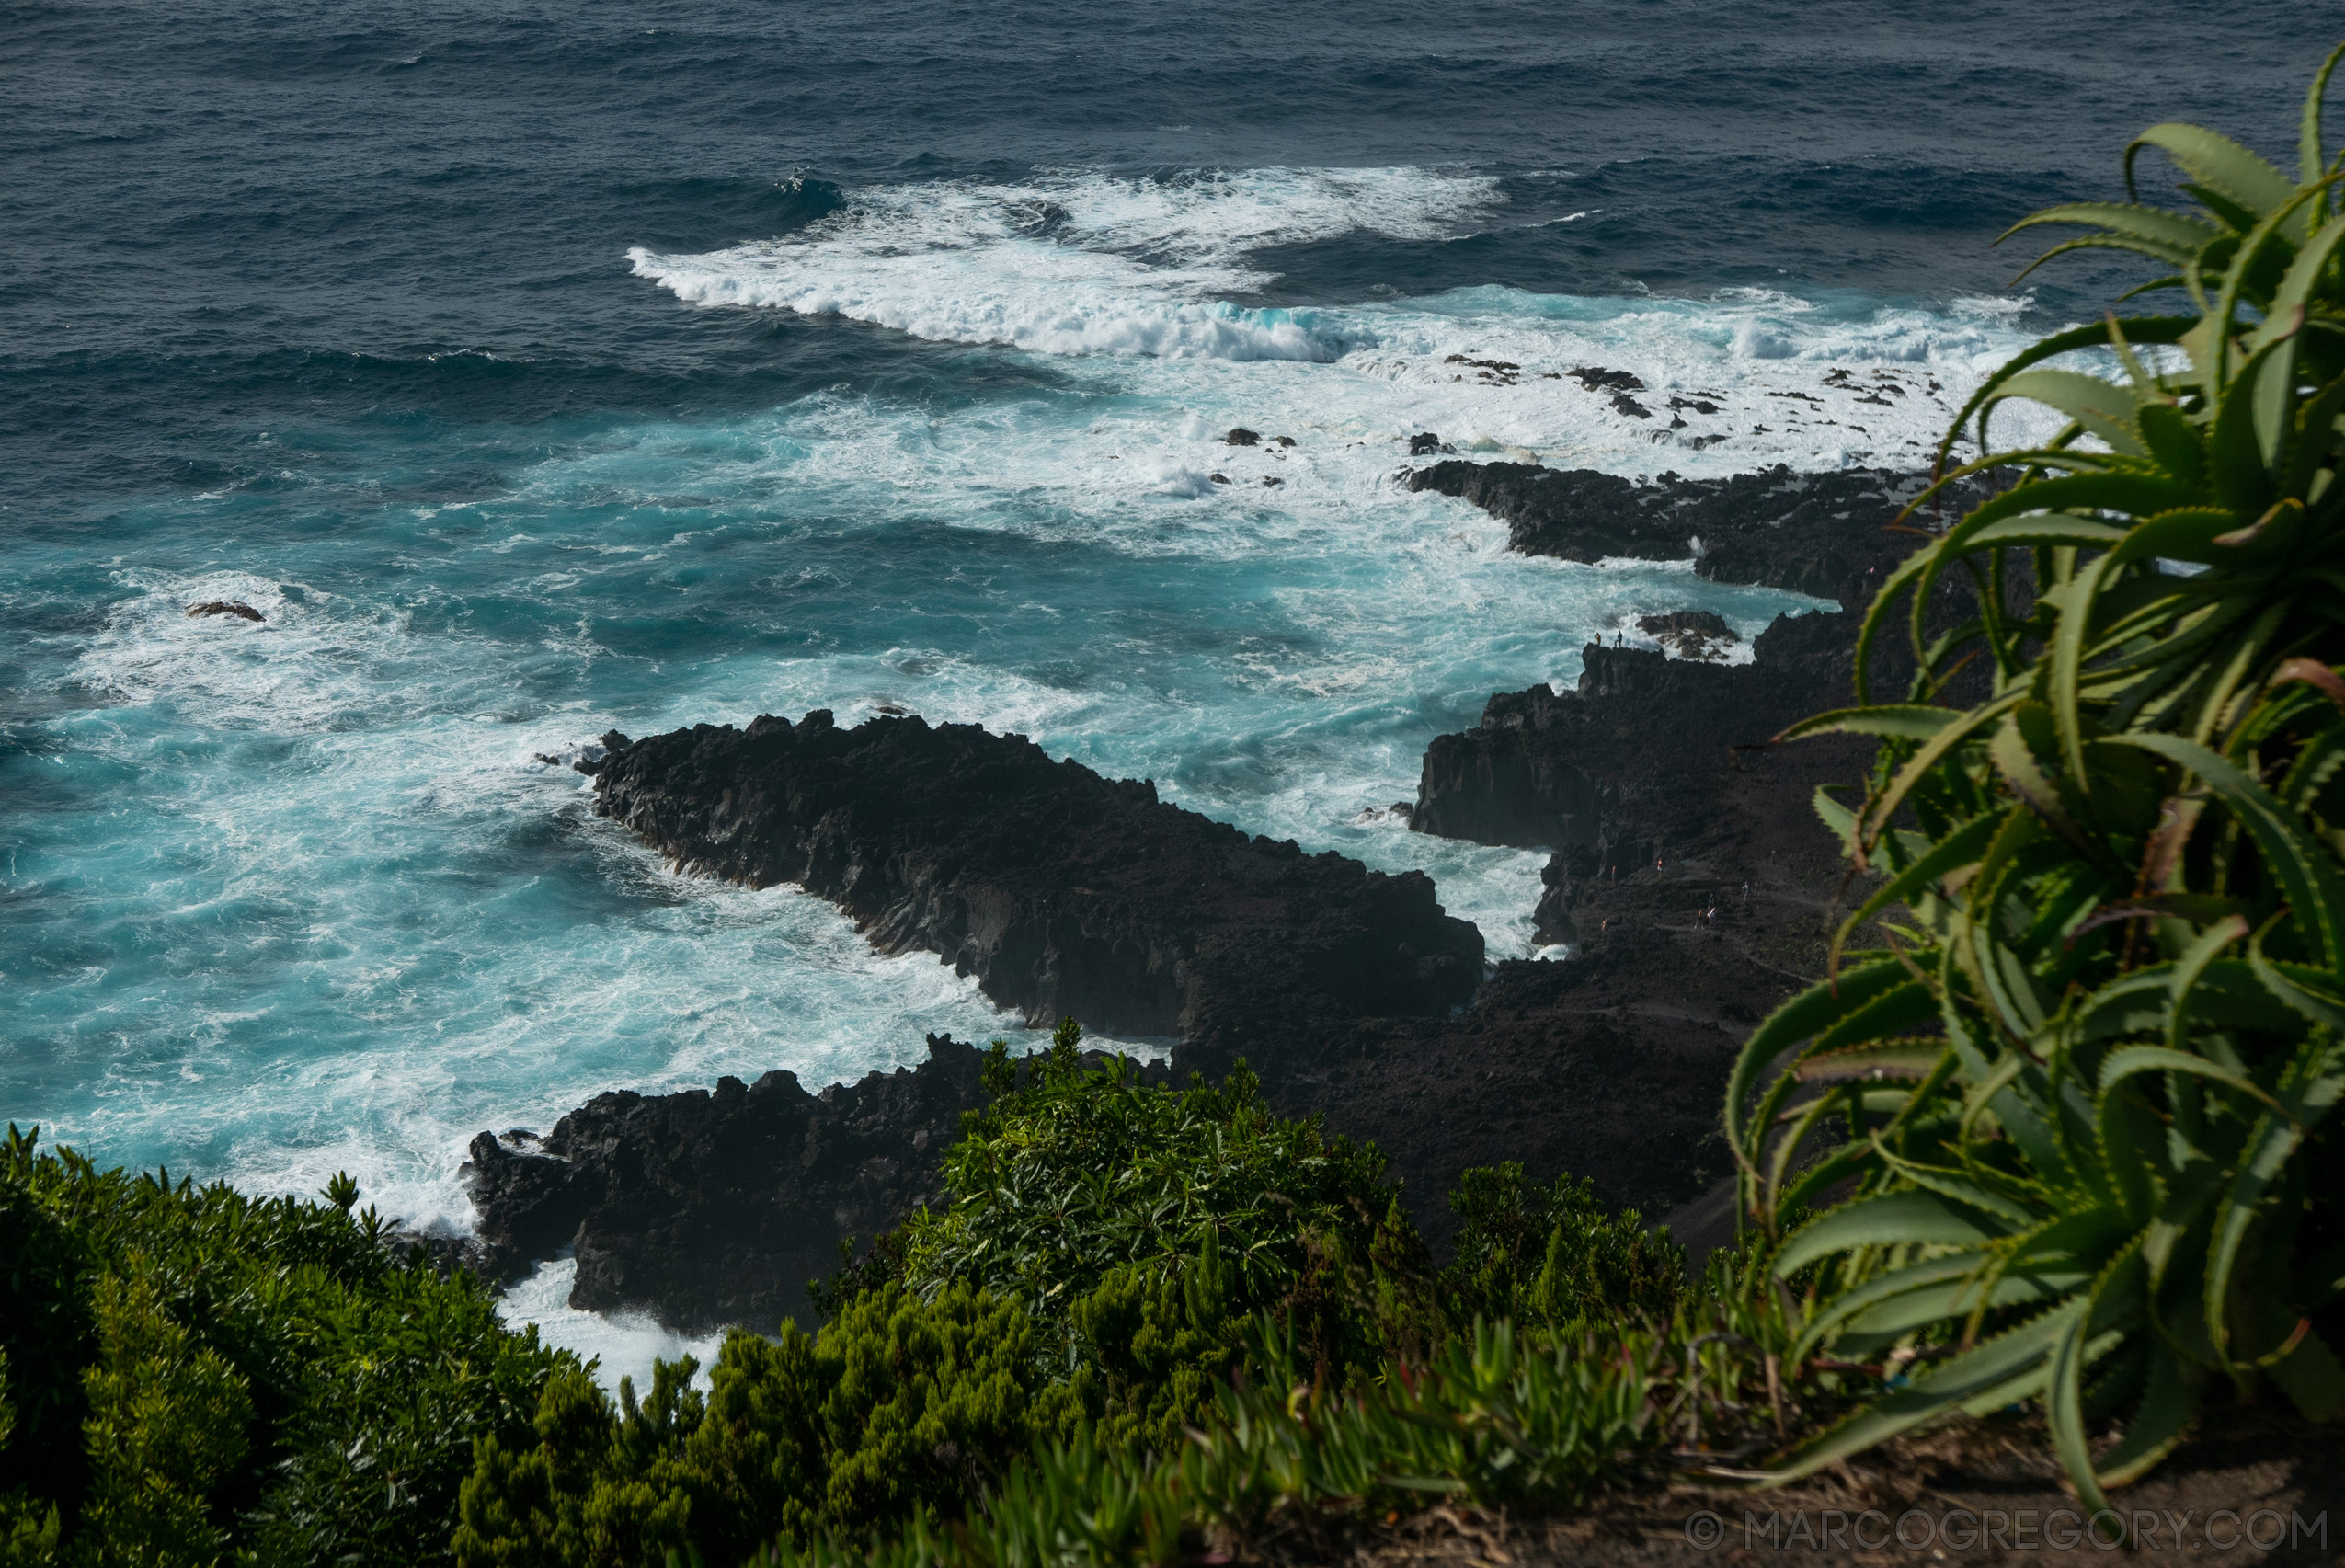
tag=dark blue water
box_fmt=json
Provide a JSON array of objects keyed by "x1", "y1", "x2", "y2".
[{"x1": 0, "y1": 0, "x2": 2317, "y2": 1366}]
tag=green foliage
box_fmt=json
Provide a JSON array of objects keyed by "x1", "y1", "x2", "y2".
[
  {"x1": 867, "y1": 1023, "x2": 1447, "y2": 1445},
  {"x1": 0, "y1": 1125, "x2": 573, "y2": 1566},
  {"x1": 740, "y1": 1287, "x2": 1802, "y2": 1568},
  {"x1": 456, "y1": 1276, "x2": 1090, "y2": 1566},
  {"x1": 1733, "y1": 42, "x2": 2345, "y2": 1510},
  {"x1": 1442, "y1": 1163, "x2": 1684, "y2": 1333}
]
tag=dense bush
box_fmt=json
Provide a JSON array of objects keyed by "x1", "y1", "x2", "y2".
[
  {"x1": 1730, "y1": 41, "x2": 2345, "y2": 1509},
  {"x1": 0, "y1": 1126, "x2": 574, "y2": 1566},
  {"x1": 454, "y1": 1025, "x2": 1699, "y2": 1565}
]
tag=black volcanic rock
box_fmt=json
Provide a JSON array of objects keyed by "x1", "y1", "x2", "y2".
[
  {"x1": 464, "y1": 1035, "x2": 1011, "y2": 1333},
  {"x1": 1404, "y1": 461, "x2": 2000, "y2": 609},
  {"x1": 580, "y1": 711, "x2": 1482, "y2": 1055},
  {"x1": 1636, "y1": 610, "x2": 1736, "y2": 661}
]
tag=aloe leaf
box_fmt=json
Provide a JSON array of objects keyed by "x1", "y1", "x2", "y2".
[
  {"x1": 2099, "y1": 1084, "x2": 2166, "y2": 1227},
  {"x1": 2251, "y1": 209, "x2": 2345, "y2": 356},
  {"x1": 2076, "y1": 967, "x2": 2179, "y2": 1042},
  {"x1": 2119, "y1": 733, "x2": 2345, "y2": 968},
  {"x1": 2133, "y1": 403, "x2": 2208, "y2": 486},
  {"x1": 1933, "y1": 317, "x2": 2198, "y2": 476},
  {"x1": 2051, "y1": 559, "x2": 2122, "y2": 805},
  {"x1": 1763, "y1": 1304, "x2": 2082, "y2": 1482},
  {"x1": 1724, "y1": 957, "x2": 1913, "y2": 1181},
  {"x1": 2208, "y1": 341, "x2": 2292, "y2": 511},
  {"x1": 2165, "y1": 915, "x2": 2249, "y2": 1050},
  {"x1": 2002, "y1": 201, "x2": 2223, "y2": 257},
  {"x1": 1778, "y1": 704, "x2": 1963, "y2": 743},
  {"x1": 2052, "y1": 1242, "x2": 2149, "y2": 1515},
  {"x1": 2281, "y1": 372, "x2": 2345, "y2": 498},
  {"x1": 2126, "y1": 124, "x2": 2294, "y2": 221},
  {"x1": 1844, "y1": 1268, "x2": 2089, "y2": 1348},
  {"x1": 1953, "y1": 514, "x2": 2135, "y2": 551},
  {"x1": 2302, "y1": 42, "x2": 2345, "y2": 194},
  {"x1": 1983, "y1": 369, "x2": 2153, "y2": 456},
  {"x1": 2096, "y1": 1350, "x2": 2204, "y2": 1489},
  {"x1": 1829, "y1": 811, "x2": 2002, "y2": 969},
  {"x1": 1990, "y1": 704, "x2": 2093, "y2": 849},
  {"x1": 1806, "y1": 979, "x2": 1940, "y2": 1059},
  {"x1": 2202, "y1": 1028, "x2": 2344, "y2": 1371},
  {"x1": 2271, "y1": 1329, "x2": 2345, "y2": 1422},
  {"x1": 2099, "y1": 1045, "x2": 2290, "y2": 1118},
  {"x1": 1861, "y1": 692, "x2": 2030, "y2": 849},
  {"x1": 1774, "y1": 1191, "x2": 2009, "y2": 1279}
]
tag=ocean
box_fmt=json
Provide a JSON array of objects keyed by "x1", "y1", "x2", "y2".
[{"x1": 0, "y1": 0, "x2": 2309, "y2": 1373}]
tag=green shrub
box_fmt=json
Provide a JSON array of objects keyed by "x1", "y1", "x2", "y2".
[
  {"x1": 839, "y1": 1021, "x2": 1450, "y2": 1448},
  {"x1": 1441, "y1": 1163, "x2": 1684, "y2": 1334},
  {"x1": 455, "y1": 1280, "x2": 1064, "y2": 1567},
  {"x1": 0, "y1": 1125, "x2": 573, "y2": 1566},
  {"x1": 1730, "y1": 40, "x2": 2345, "y2": 1511}
]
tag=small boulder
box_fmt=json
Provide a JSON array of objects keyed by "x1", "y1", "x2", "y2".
[
  {"x1": 1636, "y1": 610, "x2": 1739, "y2": 662},
  {"x1": 1209, "y1": 472, "x2": 1231, "y2": 485},
  {"x1": 186, "y1": 601, "x2": 263, "y2": 623},
  {"x1": 1225, "y1": 428, "x2": 1260, "y2": 446},
  {"x1": 1408, "y1": 432, "x2": 1444, "y2": 455}
]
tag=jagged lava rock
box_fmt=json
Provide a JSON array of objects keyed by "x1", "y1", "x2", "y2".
[
  {"x1": 1405, "y1": 461, "x2": 1998, "y2": 609},
  {"x1": 464, "y1": 1035, "x2": 1001, "y2": 1333},
  {"x1": 581, "y1": 710, "x2": 1483, "y2": 1052}
]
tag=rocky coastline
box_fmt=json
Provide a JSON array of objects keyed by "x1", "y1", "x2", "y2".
[
  {"x1": 578, "y1": 709, "x2": 1484, "y2": 1047},
  {"x1": 463, "y1": 459, "x2": 1975, "y2": 1332}
]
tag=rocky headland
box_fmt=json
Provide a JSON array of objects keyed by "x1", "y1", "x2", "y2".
[
  {"x1": 465, "y1": 460, "x2": 2007, "y2": 1331},
  {"x1": 463, "y1": 1035, "x2": 1174, "y2": 1333},
  {"x1": 578, "y1": 709, "x2": 1484, "y2": 1044}
]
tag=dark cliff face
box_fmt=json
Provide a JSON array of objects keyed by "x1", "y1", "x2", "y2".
[
  {"x1": 582, "y1": 710, "x2": 1484, "y2": 1049},
  {"x1": 1411, "y1": 610, "x2": 1870, "y2": 860},
  {"x1": 463, "y1": 1035, "x2": 998, "y2": 1334},
  {"x1": 1404, "y1": 461, "x2": 1998, "y2": 610}
]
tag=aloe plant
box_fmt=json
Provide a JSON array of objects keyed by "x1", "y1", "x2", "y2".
[{"x1": 1726, "y1": 43, "x2": 2345, "y2": 1508}]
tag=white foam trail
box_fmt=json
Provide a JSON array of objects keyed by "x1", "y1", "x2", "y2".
[
  {"x1": 630, "y1": 170, "x2": 2060, "y2": 467},
  {"x1": 498, "y1": 1256, "x2": 729, "y2": 1392},
  {"x1": 631, "y1": 167, "x2": 1499, "y2": 361}
]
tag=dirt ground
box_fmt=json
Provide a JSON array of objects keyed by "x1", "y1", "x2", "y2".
[{"x1": 1227, "y1": 1409, "x2": 2344, "y2": 1568}]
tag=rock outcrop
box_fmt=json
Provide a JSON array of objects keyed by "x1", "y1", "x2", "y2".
[
  {"x1": 1405, "y1": 461, "x2": 1998, "y2": 609},
  {"x1": 463, "y1": 1035, "x2": 1007, "y2": 1333},
  {"x1": 1410, "y1": 609, "x2": 1871, "y2": 863},
  {"x1": 579, "y1": 711, "x2": 1484, "y2": 1049},
  {"x1": 467, "y1": 460, "x2": 2030, "y2": 1322}
]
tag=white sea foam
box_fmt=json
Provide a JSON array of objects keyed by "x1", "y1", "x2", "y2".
[
  {"x1": 499, "y1": 1256, "x2": 729, "y2": 1393},
  {"x1": 631, "y1": 166, "x2": 1498, "y2": 361},
  {"x1": 631, "y1": 170, "x2": 2060, "y2": 470}
]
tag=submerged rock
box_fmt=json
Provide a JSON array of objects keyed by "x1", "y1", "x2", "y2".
[{"x1": 185, "y1": 601, "x2": 263, "y2": 622}]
